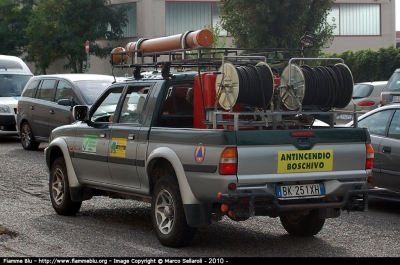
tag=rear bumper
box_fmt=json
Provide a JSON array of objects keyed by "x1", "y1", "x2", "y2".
[{"x1": 217, "y1": 187, "x2": 388, "y2": 215}]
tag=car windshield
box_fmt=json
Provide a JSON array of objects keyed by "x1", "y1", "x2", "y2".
[
  {"x1": 75, "y1": 80, "x2": 114, "y2": 104},
  {"x1": 0, "y1": 74, "x2": 32, "y2": 97},
  {"x1": 385, "y1": 72, "x2": 400, "y2": 91},
  {"x1": 352, "y1": 84, "x2": 373, "y2": 99}
]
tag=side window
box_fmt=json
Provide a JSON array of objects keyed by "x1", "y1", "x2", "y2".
[
  {"x1": 91, "y1": 86, "x2": 124, "y2": 123},
  {"x1": 358, "y1": 109, "x2": 393, "y2": 136},
  {"x1": 162, "y1": 85, "x2": 194, "y2": 115},
  {"x1": 55, "y1": 81, "x2": 80, "y2": 104},
  {"x1": 118, "y1": 86, "x2": 149, "y2": 124},
  {"x1": 388, "y1": 110, "x2": 400, "y2": 139},
  {"x1": 37, "y1": 79, "x2": 56, "y2": 101},
  {"x1": 22, "y1": 80, "x2": 40, "y2": 98}
]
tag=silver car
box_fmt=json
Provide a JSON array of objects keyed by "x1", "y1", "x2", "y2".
[
  {"x1": 334, "y1": 81, "x2": 387, "y2": 125},
  {"x1": 381, "y1": 68, "x2": 400, "y2": 106},
  {"x1": 344, "y1": 103, "x2": 400, "y2": 201}
]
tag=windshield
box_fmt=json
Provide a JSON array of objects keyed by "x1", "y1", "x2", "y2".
[
  {"x1": 0, "y1": 74, "x2": 32, "y2": 97},
  {"x1": 75, "y1": 80, "x2": 115, "y2": 104},
  {"x1": 386, "y1": 72, "x2": 400, "y2": 91}
]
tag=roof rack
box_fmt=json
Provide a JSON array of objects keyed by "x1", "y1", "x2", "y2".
[{"x1": 110, "y1": 47, "x2": 302, "y2": 78}]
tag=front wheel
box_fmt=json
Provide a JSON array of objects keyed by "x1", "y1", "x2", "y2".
[
  {"x1": 49, "y1": 157, "x2": 82, "y2": 215},
  {"x1": 20, "y1": 121, "x2": 40, "y2": 150},
  {"x1": 280, "y1": 210, "x2": 325, "y2": 237},
  {"x1": 151, "y1": 175, "x2": 197, "y2": 247}
]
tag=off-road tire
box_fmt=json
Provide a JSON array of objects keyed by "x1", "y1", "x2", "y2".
[
  {"x1": 280, "y1": 210, "x2": 325, "y2": 237},
  {"x1": 49, "y1": 157, "x2": 82, "y2": 215},
  {"x1": 151, "y1": 175, "x2": 197, "y2": 247},
  {"x1": 20, "y1": 121, "x2": 40, "y2": 150}
]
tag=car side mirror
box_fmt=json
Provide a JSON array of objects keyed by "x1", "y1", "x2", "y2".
[
  {"x1": 73, "y1": 105, "x2": 89, "y2": 122},
  {"x1": 57, "y1": 99, "x2": 71, "y2": 106}
]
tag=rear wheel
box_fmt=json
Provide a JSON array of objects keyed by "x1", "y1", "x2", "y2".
[
  {"x1": 20, "y1": 121, "x2": 39, "y2": 150},
  {"x1": 280, "y1": 210, "x2": 325, "y2": 237},
  {"x1": 49, "y1": 157, "x2": 82, "y2": 215},
  {"x1": 151, "y1": 175, "x2": 197, "y2": 247}
]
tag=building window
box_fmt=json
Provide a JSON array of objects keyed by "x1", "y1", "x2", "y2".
[
  {"x1": 327, "y1": 4, "x2": 380, "y2": 36},
  {"x1": 110, "y1": 3, "x2": 137, "y2": 38},
  {"x1": 166, "y1": 1, "x2": 226, "y2": 36},
  {"x1": 121, "y1": 3, "x2": 137, "y2": 37},
  {"x1": 212, "y1": 3, "x2": 227, "y2": 36}
]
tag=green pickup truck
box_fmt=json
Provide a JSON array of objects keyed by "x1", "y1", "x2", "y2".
[{"x1": 44, "y1": 44, "x2": 387, "y2": 248}]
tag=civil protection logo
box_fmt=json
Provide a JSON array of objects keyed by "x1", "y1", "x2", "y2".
[{"x1": 194, "y1": 144, "x2": 205, "y2": 163}]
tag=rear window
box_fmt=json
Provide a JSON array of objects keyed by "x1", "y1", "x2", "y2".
[
  {"x1": 352, "y1": 84, "x2": 373, "y2": 99},
  {"x1": 22, "y1": 79, "x2": 40, "y2": 98},
  {"x1": 385, "y1": 72, "x2": 400, "y2": 91}
]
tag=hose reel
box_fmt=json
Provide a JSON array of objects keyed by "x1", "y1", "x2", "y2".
[
  {"x1": 216, "y1": 62, "x2": 275, "y2": 110},
  {"x1": 280, "y1": 63, "x2": 354, "y2": 110}
]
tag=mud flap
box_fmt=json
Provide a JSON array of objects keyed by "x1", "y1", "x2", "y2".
[
  {"x1": 318, "y1": 208, "x2": 341, "y2": 219},
  {"x1": 183, "y1": 203, "x2": 212, "y2": 227},
  {"x1": 70, "y1": 187, "x2": 92, "y2": 202}
]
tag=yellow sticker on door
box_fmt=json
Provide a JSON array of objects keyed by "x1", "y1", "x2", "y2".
[
  {"x1": 110, "y1": 138, "x2": 127, "y2": 157},
  {"x1": 277, "y1": 149, "x2": 333, "y2": 173}
]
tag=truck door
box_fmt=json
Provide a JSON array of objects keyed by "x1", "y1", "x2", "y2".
[
  {"x1": 71, "y1": 86, "x2": 124, "y2": 184},
  {"x1": 108, "y1": 84, "x2": 151, "y2": 188}
]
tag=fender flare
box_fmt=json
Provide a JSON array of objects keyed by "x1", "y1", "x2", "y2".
[
  {"x1": 17, "y1": 113, "x2": 30, "y2": 129},
  {"x1": 45, "y1": 137, "x2": 82, "y2": 188},
  {"x1": 147, "y1": 147, "x2": 201, "y2": 205}
]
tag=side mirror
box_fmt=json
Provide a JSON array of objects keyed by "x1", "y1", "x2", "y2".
[
  {"x1": 57, "y1": 99, "x2": 71, "y2": 106},
  {"x1": 72, "y1": 105, "x2": 89, "y2": 121}
]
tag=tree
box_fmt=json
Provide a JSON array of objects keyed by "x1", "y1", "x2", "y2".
[
  {"x1": 25, "y1": 0, "x2": 130, "y2": 74},
  {"x1": 218, "y1": 0, "x2": 335, "y2": 57},
  {"x1": 204, "y1": 23, "x2": 227, "y2": 49},
  {"x1": 0, "y1": 0, "x2": 35, "y2": 57}
]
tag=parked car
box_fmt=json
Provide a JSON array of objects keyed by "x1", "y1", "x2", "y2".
[
  {"x1": 17, "y1": 74, "x2": 119, "y2": 150},
  {"x1": 344, "y1": 103, "x2": 400, "y2": 201},
  {"x1": 334, "y1": 81, "x2": 387, "y2": 125},
  {"x1": 381, "y1": 68, "x2": 400, "y2": 106},
  {"x1": 0, "y1": 55, "x2": 33, "y2": 136}
]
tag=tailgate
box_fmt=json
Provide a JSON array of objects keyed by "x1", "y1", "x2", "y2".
[{"x1": 235, "y1": 128, "x2": 370, "y2": 184}]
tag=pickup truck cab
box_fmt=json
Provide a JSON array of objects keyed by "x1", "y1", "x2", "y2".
[{"x1": 44, "y1": 37, "x2": 387, "y2": 247}]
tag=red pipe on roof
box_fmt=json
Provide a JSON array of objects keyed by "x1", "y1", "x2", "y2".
[{"x1": 125, "y1": 29, "x2": 214, "y2": 56}]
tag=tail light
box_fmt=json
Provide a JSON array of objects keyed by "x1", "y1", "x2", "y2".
[
  {"x1": 366, "y1": 143, "x2": 374, "y2": 169},
  {"x1": 358, "y1": 100, "x2": 375, "y2": 107},
  {"x1": 219, "y1": 147, "x2": 237, "y2": 175}
]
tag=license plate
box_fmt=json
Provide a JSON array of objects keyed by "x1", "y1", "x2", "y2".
[
  {"x1": 392, "y1": 96, "x2": 400, "y2": 102},
  {"x1": 276, "y1": 183, "x2": 325, "y2": 198},
  {"x1": 337, "y1": 114, "x2": 352, "y2": 120}
]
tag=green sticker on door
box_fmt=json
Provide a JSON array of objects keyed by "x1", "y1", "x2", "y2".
[{"x1": 82, "y1": 134, "x2": 98, "y2": 153}]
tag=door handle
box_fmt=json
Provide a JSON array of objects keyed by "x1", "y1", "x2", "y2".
[
  {"x1": 128, "y1": 134, "x2": 135, "y2": 140},
  {"x1": 49, "y1": 110, "x2": 55, "y2": 114},
  {"x1": 382, "y1": 146, "x2": 391, "y2": 154},
  {"x1": 30, "y1": 106, "x2": 35, "y2": 110},
  {"x1": 100, "y1": 133, "x2": 106, "y2": 138}
]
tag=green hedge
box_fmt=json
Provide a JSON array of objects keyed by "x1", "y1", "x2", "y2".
[{"x1": 319, "y1": 45, "x2": 400, "y2": 83}]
